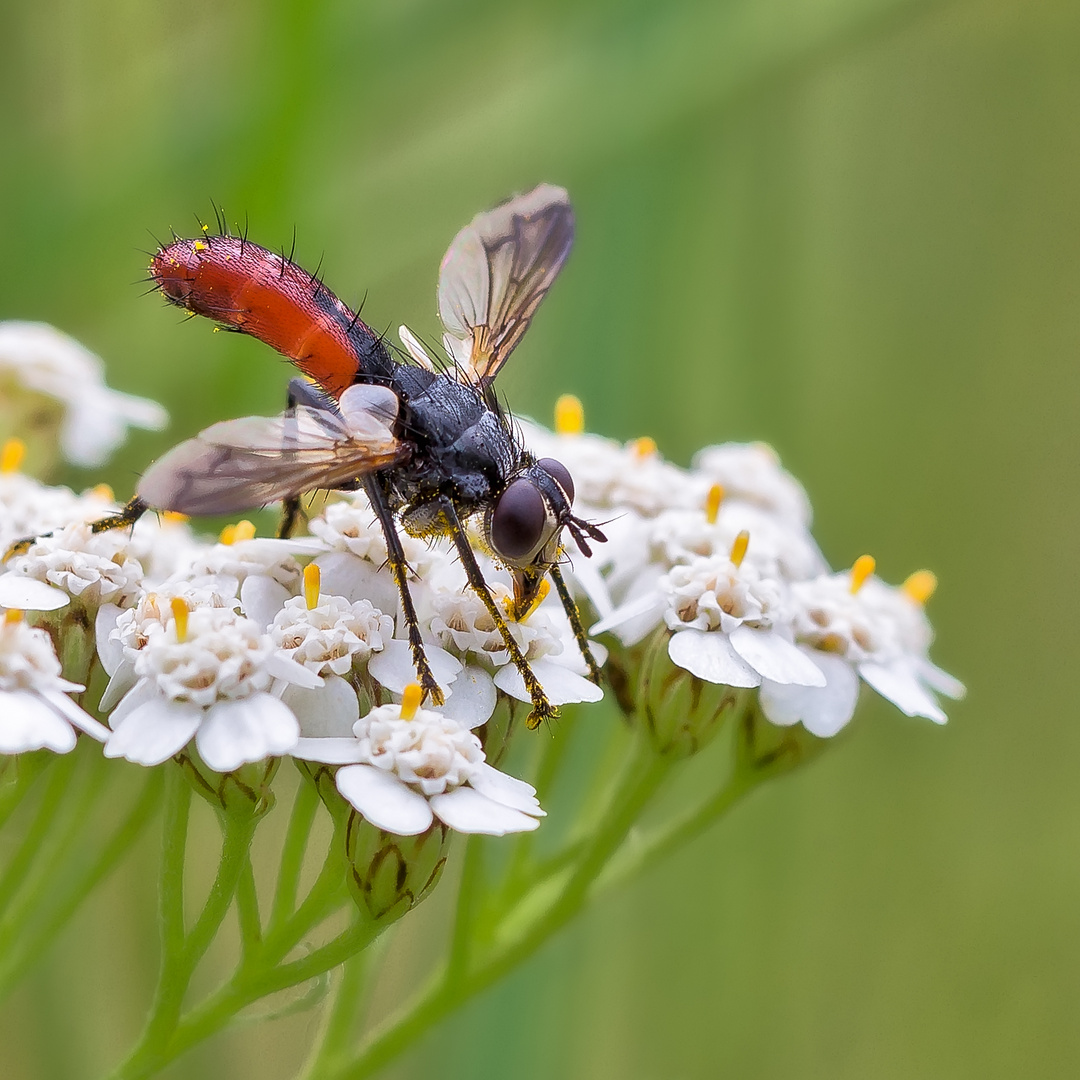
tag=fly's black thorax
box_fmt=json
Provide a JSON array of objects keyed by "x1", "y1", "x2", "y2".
[{"x1": 380, "y1": 366, "x2": 523, "y2": 535}]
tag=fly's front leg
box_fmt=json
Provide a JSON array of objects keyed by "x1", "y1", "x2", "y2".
[
  {"x1": 549, "y1": 563, "x2": 603, "y2": 686},
  {"x1": 441, "y1": 499, "x2": 558, "y2": 729},
  {"x1": 363, "y1": 474, "x2": 445, "y2": 707}
]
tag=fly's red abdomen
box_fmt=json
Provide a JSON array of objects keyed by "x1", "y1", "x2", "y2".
[{"x1": 150, "y1": 236, "x2": 379, "y2": 398}]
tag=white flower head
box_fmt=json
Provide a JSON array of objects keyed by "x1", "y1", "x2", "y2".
[
  {"x1": 104, "y1": 600, "x2": 320, "y2": 772},
  {"x1": 0, "y1": 522, "x2": 144, "y2": 612},
  {"x1": 297, "y1": 686, "x2": 545, "y2": 836},
  {"x1": 760, "y1": 560, "x2": 964, "y2": 736},
  {"x1": 0, "y1": 321, "x2": 167, "y2": 467},
  {"x1": 270, "y1": 592, "x2": 393, "y2": 676},
  {"x1": 0, "y1": 611, "x2": 109, "y2": 753},
  {"x1": 691, "y1": 442, "x2": 813, "y2": 527}
]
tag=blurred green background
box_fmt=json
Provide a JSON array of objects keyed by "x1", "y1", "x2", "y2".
[{"x1": 1, "y1": 0, "x2": 1075, "y2": 1076}]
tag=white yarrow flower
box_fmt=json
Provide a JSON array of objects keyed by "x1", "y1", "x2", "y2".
[
  {"x1": 0, "y1": 321, "x2": 167, "y2": 467},
  {"x1": 104, "y1": 603, "x2": 320, "y2": 771},
  {"x1": 0, "y1": 613, "x2": 109, "y2": 753},
  {"x1": 296, "y1": 691, "x2": 545, "y2": 836}
]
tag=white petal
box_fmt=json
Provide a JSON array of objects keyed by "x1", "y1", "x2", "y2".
[
  {"x1": 0, "y1": 691, "x2": 76, "y2": 753},
  {"x1": 0, "y1": 575, "x2": 70, "y2": 611},
  {"x1": 760, "y1": 652, "x2": 859, "y2": 738},
  {"x1": 469, "y1": 761, "x2": 545, "y2": 816},
  {"x1": 590, "y1": 591, "x2": 665, "y2": 638},
  {"x1": 440, "y1": 664, "x2": 497, "y2": 727},
  {"x1": 107, "y1": 677, "x2": 159, "y2": 729},
  {"x1": 729, "y1": 625, "x2": 826, "y2": 687},
  {"x1": 569, "y1": 556, "x2": 614, "y2": 620},
  {"x1": 99, "y1": 663, "x2": 138, "y2": 713},
  {"x1": 104, "y1": 698, "x2": 203, "y2": 765},
  {"x1": 917, "y1": 657, "x2": 966, "y2": 700},
  {"x1": 240, "y1": 575, "x2": 291, "y2": 629},
  {"x1": 335, "y1": 763, "x2": 433, "y2": 835},
  {"x1": 283, "y1": 675, "x2": 360, "y2": 737},
  {"x1": 493, "y1": 658, "x2": 603, "y2": 705},
  {"x1": 196, "y1": 694, "x2": 300, "y2": 772},
  {"x1": 95, "y1": 604, "x2": 124, "y2": 675},
  {"x1": 39, "y1": 690, "x2": 111, "y2": 742},
  {"x1": 292, "y1": 736, "x2": 367, "y2": 764},
  {"x1": 667, "y1": 628, "x2": 760, "y2": 687},
  {"x1": 266, "y1": 651, "x2": 323, "y2": 689},
  {"x1": 859, "y1": 661, "x2": 948, "y2": 724},
  {"x1": 316, "y1": 552, "x2": 400, "y2": 616},
  {"x1": 430, "y1": 787, "x2": 541, "y2": 835},
  {"x1": 368, "y1": 638, "x2": 460, "y2": 695}
]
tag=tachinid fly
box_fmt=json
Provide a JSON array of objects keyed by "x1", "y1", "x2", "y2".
[{"x1": 91, "y1": 187, "x2": 605, "y2": 727}]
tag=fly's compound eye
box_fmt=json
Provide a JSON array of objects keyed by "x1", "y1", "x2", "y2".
[
  {"x1": 491, "y1": 478, "x2": 547, "y2": 561},
  {"x1": 537, "y1": 457, "x2": 574, "y2": 504}
]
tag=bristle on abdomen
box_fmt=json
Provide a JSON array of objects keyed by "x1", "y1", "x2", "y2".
[{"x1": 149, "y1": 236, "x2": 381, "y2": 397}]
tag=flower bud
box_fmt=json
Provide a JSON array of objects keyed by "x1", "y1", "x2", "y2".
[
  {"x1": 344, "y1": 810, "x2": 449, "y2": 923},
  {"x1": 734, "y1": 699, "x2": 833, "y2": 779},
  {"x1": 634, "y1": 626, "x2": 750, "y2": 758},
  {"x1": 179, "y1": 751, "x2": 279, "y2": 820}
]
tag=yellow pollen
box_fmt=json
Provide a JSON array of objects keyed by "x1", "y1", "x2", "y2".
[
  {"x1": 554, "y1": 394, "x2": 585, "y2": 435},
  {"x1": 90, "y1": 483, "x2": 114, "y2": 502},
  {"x1": 705, "y1": 483, "x2": 724, "y2": 524},
  {"x1": 903, "y1": 569, "x2": 937, "y2": 605},
  {"x1": 729, "y1": 530, "x2": 750, "y2": 568},
  {"x1": 220, "y1": 520, "x2": 255, "y2": 545},
  {"x1": 193, "y1": 239, "x2": 208, "y2": 252},
  {"x1": 218, "y1": 524, "x2": 236, "y2": 545},
  {"x1": 170, "y1": 597, "x2": 190, "y2": 643},
  {"x1": 629, "y1": 436, "x2": 657, "y2": 460},
  {"x1": 200, "y1": 223, "x2": 210, "y2": 234},
  {"x1": 162, "y1": 511, "x2": 189, "y2": 524},
  {"x1": 400, "y1": 682, "x2": 423, "y2": 721},
  {"x1": 1, "y1": 438, "x2": 26, "y2": 474},
  {"x1": 4, "y1": 608, "x2": 24, "y2": 624},
  {"x1": 850, "y1": 554, "x2": 876, "y2": 594},
  {"x1": 303, "y1": 563, "x2": 321, "y2": 610}
]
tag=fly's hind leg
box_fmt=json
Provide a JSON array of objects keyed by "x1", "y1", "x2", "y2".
[
  {"x1": 440, "y1": 499, "x2": 558, "y2": 729},
  {"x1": 364, "y1": 475, "x2": 445, "y2": 707},
  {"x1": 549, "y1": 563, "x2": 603, "y2": 686}
]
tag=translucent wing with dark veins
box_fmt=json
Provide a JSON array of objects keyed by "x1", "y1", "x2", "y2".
[
  {"x1": 437, "y1": 185, "x2": 574, "y2": 384},
  {"x1": 137, "y1": 384, "x2": 406, "y2": 516}
]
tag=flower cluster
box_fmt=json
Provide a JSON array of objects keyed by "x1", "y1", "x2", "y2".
[{"x1": 0, "y1": 341, "x2": 962, "y2": 849}]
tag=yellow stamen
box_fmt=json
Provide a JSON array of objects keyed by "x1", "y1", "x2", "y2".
[
  {"x1": 303, "y1": 563, "x2": 320, "y2": 610},
  {"x1": 850, "y1": 554, "x2": 876, "y2": 594},
  {"x1": 171, "y1": 597, "x2": 190, "y2": 643},
  {"x1": 219, "y1": 519, "x2": 256, "y2": 545},
  {"x1": 729, "y1": 530, "x2": 750, "y2": 568},
  {"x1": 554, "y1": 393, "x2": 585, "y2": 435},
  {"x1": 903, "y1": 569, "x2": 937, "y2": 605},
  {"x1": 4, "y1": 608, "x2": 24, "y2": 624},
  {"x1": 163, "y1": 511, "x2": 189, "y2": 524},
  {"x1": 90, "y1": 483, "x2": 114, "y2": 502},
  {"x1": 629, "y1": 436, "x2": 657, "y2": 460},
  {"x1": 1, "y1": 438, "x2": 26, "y2": 474},
  {"x1": 400, "y1": 682, "x2": 423, "y2": 721},
  {"x1": 705, "y1": 483, "x2": 724, "y2": 524}
]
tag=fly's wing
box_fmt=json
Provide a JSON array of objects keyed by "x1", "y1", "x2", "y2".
[
  {"x1": 437, "y1": 185, "x2": 573, "y2": 384},
  {"x1": 137, "y1": 384, "x2": 405, "y2": 516}
]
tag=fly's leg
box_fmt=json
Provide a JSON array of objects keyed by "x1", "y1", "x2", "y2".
[
  {"x1": 441, "y1": 499, "x2": 558, "y2": 729},
  {"x1": 549, "y1": 563, "x2": 603, "y2": 686},
  {"x1": 4, "y1": 495, "x2": 149, "y2": 562},
  {"x1": 363, "y1": 475, "x2": 445, "y2": 707},
  {"x1": 277, "y1": 496, "x2": 302, "y2": 539}
]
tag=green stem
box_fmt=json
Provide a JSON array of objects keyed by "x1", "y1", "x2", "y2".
[
  {"x1": 446, "y1": 835, "x2": 485, "y2": 979},
  {"x1": 0, "y1": 751, "x2": 50, "y2": 831},
  {"x1": 0, "y1": 769, "x2": 162, "y2": 1000},
  {"x1": 301, "y1": 949, "x2": 370, "y2": 1079},
  {"x1": 236, "y1": 855, "x2": 263, "y2": 956},
  {"x1": 269, "y1": 770, "x2": 320, "y2": 932},
  {"x1": 0, "y1": 750, "x2": 77, "y2": 917},
  {"x1": 332, "y1": 738, "x2": 672, "y2": 1080}
]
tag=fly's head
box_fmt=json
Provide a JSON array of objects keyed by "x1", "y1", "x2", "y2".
[{"x1": 484, "y1": 456, "x2": 606, "y2": 620}]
